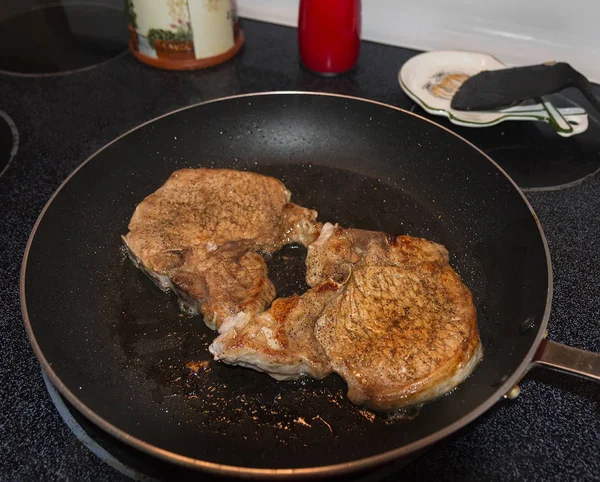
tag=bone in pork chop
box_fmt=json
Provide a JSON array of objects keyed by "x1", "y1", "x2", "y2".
[
  {"x1": 123, "y1": 168, "x2": 321, "y2": 331},
  {"x1": 309, "y1": 224, "x2": 482, "y2": 411},
  {"x1": 211, "y1": 222, "x2": 482, "y2": 411}
]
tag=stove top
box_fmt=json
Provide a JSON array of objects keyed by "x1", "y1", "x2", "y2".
[
  {"x1": 3, "y1": 9, "x2": 599, "y2": 482},
  {"x1": 0, "y1": 110, "x2": 17, "y2": 178},
  {"x1": 408, "y1": 91, "x2": 600, "y2": 192},
  {"x1": 0, "y1": 3, "x2": 128, "y2": 75}
]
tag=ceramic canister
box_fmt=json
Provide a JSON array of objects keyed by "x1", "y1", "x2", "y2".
[{"x1": 125, "y1": 0, "x2": 244, "y2": 70}]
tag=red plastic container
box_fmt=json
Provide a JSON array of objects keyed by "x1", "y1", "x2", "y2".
[{"x1": 298, "y1": 0, "x2": 361, "y2": 76}]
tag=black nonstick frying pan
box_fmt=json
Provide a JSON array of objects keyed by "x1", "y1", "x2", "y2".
[{"x1": 21, "y1": 92, "x2": 600, "y2": 479}]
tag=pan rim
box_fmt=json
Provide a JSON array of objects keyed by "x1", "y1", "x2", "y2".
[{"x1": 20, "y1": 91, "x2": 553, "y2": 479}]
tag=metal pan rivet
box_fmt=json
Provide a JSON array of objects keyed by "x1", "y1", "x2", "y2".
[
  {"x1": 504, "y1": 385, "x2": 521, "y2": 400},
  {"x1": 519, "y1": 316, "x2": 536, "y2": 334},
  {"x1": 543, "y1": 330, "x2": 549, "y2": 339}
]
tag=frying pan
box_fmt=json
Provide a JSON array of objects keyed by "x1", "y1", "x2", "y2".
[{"x1": 20, "y1": 92, "x2": 600, "y2": 479}]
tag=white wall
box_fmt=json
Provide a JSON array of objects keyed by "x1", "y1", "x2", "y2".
[{"x1": 237, "y1": 0, "x2": 600, "y2": 82}]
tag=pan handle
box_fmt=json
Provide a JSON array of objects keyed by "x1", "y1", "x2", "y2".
[{"x1": 532, "y1": 339, "x2": 600, "y2": 381}]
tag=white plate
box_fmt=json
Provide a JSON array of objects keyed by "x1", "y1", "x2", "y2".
[{"x1": 399, "y1": 50, "x2": 588, "y2": 137}]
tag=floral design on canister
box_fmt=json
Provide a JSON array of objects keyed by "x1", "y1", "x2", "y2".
[{"x1": 125, "y1": 0, "x2": 244, "y2": 70}]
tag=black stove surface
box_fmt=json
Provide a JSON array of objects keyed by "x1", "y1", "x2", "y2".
[
  {"x1": 410, "y1": 91, "x2": 600, "y2": 191},
  {"x1": 0, "y1": 3, "x2": 128, "y2": 75},
  {"x1": 0, "y1": 111, "x2": 17, "y2": 177},
  {"x1": 2, "y1": 11, "x2": 599, "y2": 482}
]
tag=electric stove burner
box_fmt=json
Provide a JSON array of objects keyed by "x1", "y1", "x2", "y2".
[
  {"x1": 0, "y1": 111, "x2": 18, "y2": 178},
  {"x1": 0, "y1": 4, "x2": 128, "y2": 75},
  {"x1": 411, "y1": 90, "x2": 600, "y2": 191}
]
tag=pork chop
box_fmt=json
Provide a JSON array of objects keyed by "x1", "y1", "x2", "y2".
[
  {"x1": 123, "y1": 168, "x2": 321, "y2": 331},
  {"x1": 308, "y1": 224, "x2": 482, "y2": 411},
  {"x1": 305, "y1": 222, "x2": 450, "y2": 286},
  {"x1": 210, "y1": 222, "x2": 482, "y2": 411},
  {"x1": 210, "y1": 280, "x2": 342, "y2": 380}
]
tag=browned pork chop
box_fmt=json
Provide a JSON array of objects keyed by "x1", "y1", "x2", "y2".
[
  {"x1": 309, "y1": 223, "x2": 482, "y2": 411},
  {"x1": 320, "y1": 261, "x2": 481, "y2": 411},
  {"x1": 123, "y1": 168, "x2": 321, "y2": 331},
  {"x1": 210, "y1": 222, "x2": 482, "y2": 411},
  {"x1": 210, "y1": 281, "x2": 340, "y2": 380},
  {"x1": 305, "y1": 222, "x2": 450, "y2": 285}
]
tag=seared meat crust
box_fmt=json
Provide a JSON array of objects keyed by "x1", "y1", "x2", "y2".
[
  {"x1": 212, "y1": 222, "x2": 482, "y2": 411},
  {"x1": 123, "y1": 168, "x2": 320, "y2": 330}
]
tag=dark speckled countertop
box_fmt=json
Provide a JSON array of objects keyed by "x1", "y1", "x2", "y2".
[{"x1": 1, "y1": 17, "x2": 599, "y2": 482}]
